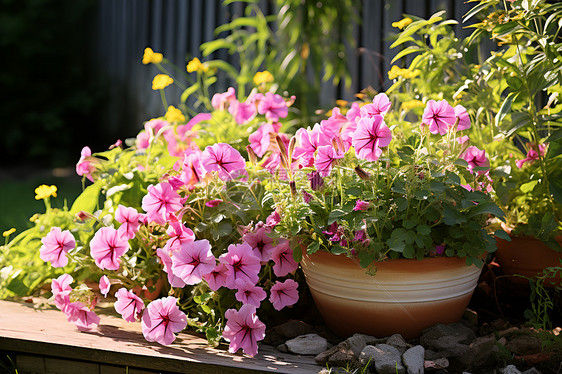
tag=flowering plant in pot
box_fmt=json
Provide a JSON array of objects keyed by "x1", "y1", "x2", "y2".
[{"x1": 257, "y1": 93, "x2": 507, "y2": 338}]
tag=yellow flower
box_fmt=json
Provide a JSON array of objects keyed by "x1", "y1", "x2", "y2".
[
  {"x1": 142, "y1": 47, "x2": 163, "y2": 65},
  {"x1": 165, "y1": 105, "x2": 186, "y2": 123},
  {"x1": 336, "y1": 99, "x2": 349, "y2": 107},
  {"x1": 388, "y1": 65, "x2": 402, "y2": 80},
  {"x1": 186, "y1": 57, "x2": 208, "y2": 73},
  {"x1": 392, "y1": 17, "x2": 412, "y2": 30},
  {"x1": 152, "y1": 74, "x2": 173, "y2": 90},
  {"x1": 401, "y1": 99, "x2": 425, "y2": 111},
  {"x1": 3, "y1": 228, "x2": 15, "y2": 237},
  {"x1": 253, "y1": 71, "x2": 274, "y2": 86},
  {"x1": 35, "y1": 185, "x2": 57, "y2": 200}
]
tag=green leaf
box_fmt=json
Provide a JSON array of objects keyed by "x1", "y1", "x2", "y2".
[
  {"x1": 180, "y1": 83, "x2": 200, "y2": 103},
  {"x1": 495, "y1": 92, "x2": 518, "y2": 128},
  {"x1": 417, "y1": 224, "x2": 431, "y2": 236},
  {"x1": 391, "y1": 46, "x2": 420, "y2": 63},
  {"x1": 330, "y1": 246, "x2": 347, "y2": 255},
  {"x1": 200, "y1": 39, "x2": 236, "y2": 56},
  {"x1": 307, "y1": 241, "x2": 320, "y2": 254},
  {"x1": 205, "y1": 60, "x2": 239, "y2": 79},
  {"x1": 387, "y1": 237, "x2": 405, "y2": 253},
  {"x1": 467, "y1": 202, "x2": 506, "y2": 220},
  {"x1": 520, "y1": 180, "x2": 539, "y2": 193},
  {"x1": 358, "y1": 250, "x2": 375, "y2": 268},
  {"x1": 70, "y1": 180, "x2": 103, "y2": 215},
  {"x1": 328, "y1": 209, "x2": 347, "y2": 224},
  {"x1": 494, "y1": 229, "x2": 511, "y2": 242}
]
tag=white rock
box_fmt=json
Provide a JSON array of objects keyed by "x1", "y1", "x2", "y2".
[
  {"x1": 285, "y1": 333, "x2": 330, "y2": 355},
  {"x1": 402, "y1": 345, "x2": 424, "y2": 374}
]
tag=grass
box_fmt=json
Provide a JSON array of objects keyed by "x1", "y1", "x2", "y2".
[{"x1": 0, "y1": 169, "x2": 83, "y2": 235}]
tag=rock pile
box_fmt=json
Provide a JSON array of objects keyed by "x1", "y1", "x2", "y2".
[{"x1": 264, "y1": 318, "x2": 561, "y2": 373}]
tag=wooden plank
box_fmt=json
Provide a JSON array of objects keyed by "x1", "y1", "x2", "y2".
[{"x1": 0, "y1": 300, "x2": 319, "y2": 374}]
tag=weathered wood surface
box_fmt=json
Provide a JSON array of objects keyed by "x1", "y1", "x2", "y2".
[{"x1": 0, "y1": 299, "x2": 319, "y2": 373}]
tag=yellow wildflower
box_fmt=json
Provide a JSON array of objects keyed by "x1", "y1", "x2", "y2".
[
  {"x1": 3, "y1": 228, "x2": 15, "y2": 237},
  {"x1": 392, "y1": 17, "x2": 412, "y2": 30},
  {"x1": 388, "y1": 65, "x2": 402, "y2": 80},
  {"x1": 152, "y1": 74, "x2": 173, "y2": 90},
  {"x1": 165, "y1": 105, "x2": 186, "y2": 123},
  {"x1": 142, "y1": 47, "x2": 163, "y2": 65},
  {"x1": 401, "y1": 99, "x2": 425, "y2": 111},
  {"x1": 186, "y1": 57, "x2": 208, "y2": 73},
  {"x1": 35, "y1": 185, "x2": 57, "y2": 200},
  {"x1": 336, "y1": 99, "x2": 348, "y2": 107},
  {"x1": 253, "y1": 71, "x2": 274, "y2": 86}
]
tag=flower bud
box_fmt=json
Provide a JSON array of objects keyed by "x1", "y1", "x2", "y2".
[
  {"x1": 246, "y1": 145, "x2": 257, "y2": 166},
  {"x1": 308, "y1": 172, "x2": 324, "y2": 191},
  {"x1": 354, "y1": 166, "x2": 370, "y2": 180},
  {"x1": 289, "y1": 181, "x2": 297, "y2": 197}
]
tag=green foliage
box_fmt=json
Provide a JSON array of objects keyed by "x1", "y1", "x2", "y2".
[{"x1": 523, "y1": 262, "x2": 562, "y2": 330}]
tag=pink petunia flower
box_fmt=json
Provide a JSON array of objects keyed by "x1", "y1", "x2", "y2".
[
  {"x1": 360, "y1": 93, "x2": 392, "y2": 118},
  {"x1": 63, "y1": 301, "x2": 100, "y2": 331},
  {"x1": 269, "y1": 279, "x2": 299, "y2": 311},
  {"x1": 157, "y1": 246, "x2": 187, "y2": 288},
  {"x1": 265, "y1": 210, "x2": 281, "y2": 228},
  {"x1": 257, "y1": 92, "x2": 288, "y2": 122},
  {"x1": 222, "y1": 304, "x2": 266, "y2": 357},
  {"x1": 346, "y1": 102, "x2": 361, "y2": 123},
  {"x1": 249, "y1": 123, "x2": 275, "y2": 158},
  {"x1": 171, "y1": 239, "x2": 216, "y2": 285},
  {"x1": 234, "y1": 279, "x2": 267, "y2": 308},
  {"x1": 89, "y1": 227, "x2": 129, "y2": 271},
  {"x1": 115, "y1": 205, "x2": 142, "y2": 240},
  {"x1": 454, "y1": 105, "x2": 471, "y2": 131},
  {"x1": 202, "y1": 263, "x2": 228, "y2": 291},
  {"x1": 319, "y1": 107, "x2": 348, "y2": 139},
  {"x1": 211, "y1": 87, "x2": 236, "y2": 110},
  {"x1": 293, "y1": 126, "x2": 332, "y2": 166},
  {"x1": 179, "y1": 151, "x2": 207, "y2": 186},
  {"x1": 219, "y1": 243, "x2": 261, "y2": 289},
  {"x1": 40, "y1": 227, "x2": 76, "y2": 268},
  {"x1": 516, "y1": 143, "x2": 547, "y2": 168},
  {"x1": 165, "y1": 216, "x2": 195, "y2": 251},
  {"x1": 202, "y1": 143, "x2": 246, "y2": 181},
  {"x1": 456, "y1": 135, "x2": 470, "y2": 144},
  {"x1": 142, "y1": 182, "x2": 183, "y2": 225},
  {"x1": 76, "y1": 146, "x2": 97, "y2": 182},
  {"x1": 460, "y1": 146, "x2": 490, "y2": 175},
  {"x1": 352, "y1": 115, "x2": 392, "y2": 162},
  {"x1": 243, "y1": 226, "x2": 275, "y2": 262},
  {"x1": 205, "y1": 199, "x2": 223, "y2": 207},
  {"x1": 353, "y1": 199, "x2": 371, "y2": 211},
  {"x1": 51, "y1": 273, "x2": 74, "y2": 310},
  {"x1": 229, "y1": 98, "x2": 257, "y2": 124},
  {"x1": 114, "y1": 287, "x2": 145, "y2": 322},
  {"x1": 141, "y1": 296, "x2": 187, "y2": 345},
  {"x1": 99, "y1": 275, "x2": 110, "y2": 298},
  {"x1": 271, "y1": 239, "x2": 299, "y2": 277},
  {"x1": 314, "y1": 145, "x2": 344, "y2": 177},
  {"x1": 422, "y1": 100, "x2": 456, "y2": 135}
]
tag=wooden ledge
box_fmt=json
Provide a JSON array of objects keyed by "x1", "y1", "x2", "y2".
[{"x1": 0, "y1": 300, "x2": 319, "y2": 373}]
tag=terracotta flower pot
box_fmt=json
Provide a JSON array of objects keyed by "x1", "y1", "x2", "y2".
[
  {"x1": 495, "y1": 235, "x2": 562, "y2": 285},
  {"x1": 300, "y1": 251, "x2": 481, "y2": 339}
]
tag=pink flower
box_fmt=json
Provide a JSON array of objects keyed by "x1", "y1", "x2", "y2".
[
  {"x1": 114, "y1": 288, "x2": 145, "y2": 322},
  {"x1": 219, "y1": 243, "x2": 261, "y2": 289},
  {"x1": 422, "y1": 100, "x2": 456, "y2": 135},
  {"x1": 456, "y1": 135, "x2": 470, "y2": 144},
  {"x1": 435, "y1": 244, "x2": 446, "y2": 255},
  {"x1": 142, "y1": 182, "x2": 183, "y2": 225},
  {"x1": 40, "y1": 227, "x2": 75, "y2": 268},
  {"x1": 353, "y1": 199, "x2": 371, "y2": 211},
  {"x1": 516, "y1": 143, "x2": 547, "y2": 168},
  {"x1": 352, "y1": 115, "x2": 392, "y2": 161},
  {"x1": 63, "y1": 301, "x2": 100, "y2": 331},
  {"x1": 319, "y1": 107, "x2": 348, "y2": 139},
  {"x1": 202, "y1": 143, "x2": 246, "y2": 181},
  {"x1": 76, "y1": 146, "x2": 96, "y2": 182},
  {"x1": 157, "y1": 246, "x2": 187, "y2": 288},
  {"x1": 454, "y1": 105, "x2": 471, "y2": 131},
  {"x1": 293, "y1": 126, "x2": 332, "y2": 165},
  {"x1": 99, "y1": 275, "x2": 110, "y2": 297},
  {"x1": 171, "y1": 239, "x2": 216, "y2": 285},
  {"x1": 52, "y1": 274, "x2": 74, "y2": 309},
  {"x1": 257, "y1": 92, "x2": 288, "y2": 122},
  {"x1": 266, "y1": 210, "x2": 281, "y2": 228},
  {"x1": 229, "y1": 99, "x2": 257, "y2": 124},
  {"x1": 234, "y1": 279, "x2": 267, "y2": 308},
  {"x1": 222, "y1": 304, "x2": 266, "y2": 357},
  {"x1": 271, "y1": 239, "x2": 298, "y2": 277},
  {"x1": 211, "y1": 87, "x2": 236, "y2": 110},
  {"x1": 460, "y1": 146, "x2": 490, "y2": 175},
  {"x1": 360, "y1": 93, "x2": 392, "y2": 118},
  {"x1": 142, "y1": 296, "x2": 187, "y2": 345},
  {"x1": 269, "y1": 279, "x2": 299, "y2": 311},
  {"x1": 202, "y1": 263, "x2": 228, "y2": 291},
  {"x1": 205, "y1": 199, "x2": 223, "y2": 207},
  {"x1": 314, "y1": 145, "x2": 344, "y2": 177},
  {"x1": 243, "y1": 226, "x2": 275, "y2": 262},
  {"x1": 165, "y1": 216, "x2": 195, "y2": 250},
  {"x1": 89, "y1": 227, "x2": 129, "y2": 270},
  {"x1": 179, "y1": 151, "x2": 207, "y2": 186},
  {"x1": 115, "y1": 205, "x2": 142, "y2": 240},
  {"x1": 249, "y1": 123, "x2": 275, "y2": 158}
]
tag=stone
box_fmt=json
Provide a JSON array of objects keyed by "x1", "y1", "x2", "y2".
[
  {"x1": 521, "y1": 369, "x2": 541, "y2": 374},
  {"x1": 462, "y1": 308, "x2": 478, "y2": 329},
  {"x1": 314, "y1": 340, "x2": 358, "y2": 368},
  {"x1": 273, "y1": 319, "x2": 314, "y2": 339},
  {"x1": 345, "y1": 333, "x2": 385, "y2": 357},
  {"x1": 420, "y1": 322, "x2": 477, "y2": 348},
  {"x1": 402, "y1": 345, "x2": 424, "y2": 374},
  {"x1": 467, "y1": 335, "x2": 498, "y2": 371},
  {"x1": 501, "y1": 364, "x2": 522, "y2": 374},
  {"x1": 276, "y1": 343, "x2": 288, "y2": 353},
  {"x1": 424, "y1": 358, "x2": 449, "y2": 370},
  {"x1": 386, "y1": 333, "x2": 410, "y2": 354},
  {"x1": 360, "y1": 344, "x2": 405, "y2": 374},
  {"x1": 315, "y1": 344, "x2": 344, "y2": 366},
  {"x1": 505, "y1": 334, "x2": 542, "y2": 356},
  {"x1": 285, "y1": 333, "x2": 330, "y2": 355}
]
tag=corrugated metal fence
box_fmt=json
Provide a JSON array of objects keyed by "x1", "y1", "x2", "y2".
[{"x1": 94, "y1": 0, "x2": 476, "y2": 139}]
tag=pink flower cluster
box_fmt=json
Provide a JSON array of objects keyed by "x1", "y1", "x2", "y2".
[{"x1": 516, "y1": 143, "x2": 547, "y2": 169}]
